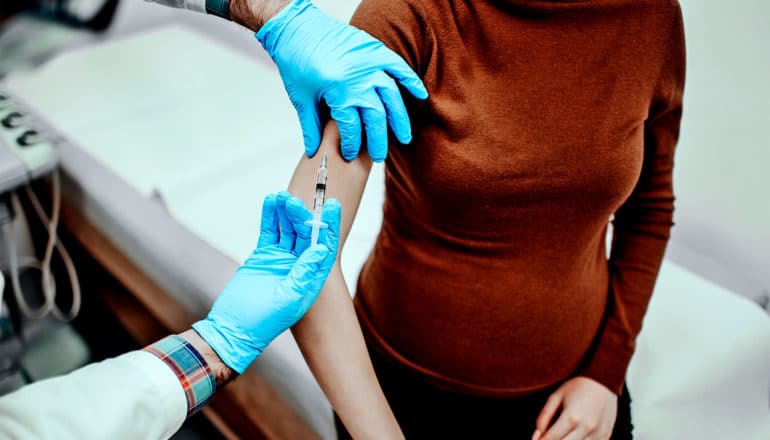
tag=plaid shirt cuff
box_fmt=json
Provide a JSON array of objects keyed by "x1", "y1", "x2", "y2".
[{"x1": 144, "y1": 335, "x2": 216, "y2": 417}]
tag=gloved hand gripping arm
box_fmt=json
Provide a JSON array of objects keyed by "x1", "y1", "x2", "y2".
[
  {"x1": 146, "y1": 0, "x2": 428, "y2": 162},
  {"x1": 252, "y1": 0, "x2": 428, "y2": 162}
]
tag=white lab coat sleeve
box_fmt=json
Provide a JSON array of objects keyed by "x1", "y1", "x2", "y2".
[
  {"x1": 144, "y1": 0, "x2": 206, "y2": 14},
  {"x1": 0, "y1": 350, "x2": 187, "y2": 440}
]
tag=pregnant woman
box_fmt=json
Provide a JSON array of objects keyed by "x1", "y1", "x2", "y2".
[{"x1": 285, "y1": 1, "x2": 685, "y2": 438}]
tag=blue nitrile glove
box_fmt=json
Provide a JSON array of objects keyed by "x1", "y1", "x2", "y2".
[
  {"x1": 192, "y1": 192, "x2": 341, "y2": 374},
  {"x1": 256, "y1": 0, "x2": 428, "y2": 162}
]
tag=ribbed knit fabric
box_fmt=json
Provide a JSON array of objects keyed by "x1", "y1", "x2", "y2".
[{"x1": 351, "y1": 0, "x2": 685, "y2": 396}]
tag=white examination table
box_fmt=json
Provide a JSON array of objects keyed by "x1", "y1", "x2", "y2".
[{"x1": 5, "y1": 25, "x2": 769, "y2": 440}]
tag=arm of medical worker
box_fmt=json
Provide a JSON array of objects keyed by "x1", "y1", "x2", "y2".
[
  {"x1": 145, "y1": 0, "x2": 427, "y2": 162},
  {"x1": 0, "y1": 194, "x2": 340, "y2": 440},
  {"x1": 286, "y1": 122, "x2": 403, "y2": 439}
]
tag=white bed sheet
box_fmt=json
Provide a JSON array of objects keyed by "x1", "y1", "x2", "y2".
[
  {"x1": 628, "y1": 261, "x2": 770, "y2": 439},
  {"x1": 6, "y1": 25, "x2": 769, "y2": 440}
]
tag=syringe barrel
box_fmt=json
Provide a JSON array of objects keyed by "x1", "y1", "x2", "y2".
[{"x1": 313, "y1": 164, "x2": 328, "y2": 211}]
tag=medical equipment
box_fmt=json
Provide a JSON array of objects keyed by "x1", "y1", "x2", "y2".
[
  {"x1": 1, "y1": 0, "x2": 119, "y2": 32},
  {"x1": 0, "y1": 88, "x2": 81, "y2": 321},
  {"x1": 304, "y1": 152, "x2": 328, "y2": 246},
  {"x1": 0, "y1": 92, "x2": 58, "y2": 192}
]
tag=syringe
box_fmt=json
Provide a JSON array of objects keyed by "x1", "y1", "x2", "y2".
[{"x1": 304, "y1": 152, "x2": 329, "y2": 245}]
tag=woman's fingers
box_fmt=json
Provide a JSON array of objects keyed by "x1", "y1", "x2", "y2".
[
  {"x1": 534, "y1": 390, "x2": 563, "y2": 439},
  {"x1": 540, "y1": 411, "x2": 577, "y2": 440},
  {"x1": 563, "y1": 427, "x2": 589, "y2": 440}
]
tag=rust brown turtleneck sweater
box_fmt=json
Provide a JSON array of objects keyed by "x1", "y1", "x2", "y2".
[{"x1": 351, "y1": 0, "x2": 685, "y2": 396}]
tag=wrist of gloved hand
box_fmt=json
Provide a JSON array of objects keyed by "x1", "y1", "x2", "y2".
[
  {"x1": 192, "y1": 318, "x2": 263, "y2": 374},
  {"x1": 254, "y1": 0, "x2": 310, "y2": 55},
  {"x1": 228, "y1": 0, "x2": 289, "y2": 31}
]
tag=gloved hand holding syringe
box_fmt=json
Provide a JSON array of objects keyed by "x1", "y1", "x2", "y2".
[{"x1": 304, "y1": 152, "x2": 328, "y2": 245}]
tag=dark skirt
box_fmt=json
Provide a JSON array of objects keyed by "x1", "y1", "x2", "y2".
[{"x1": 335, "y1": 346, "x2": 633, "y2": 439}]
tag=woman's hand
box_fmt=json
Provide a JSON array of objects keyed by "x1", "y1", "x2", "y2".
[{"x1": 533, "y1": 376, "x2": 618, "y2": 440}]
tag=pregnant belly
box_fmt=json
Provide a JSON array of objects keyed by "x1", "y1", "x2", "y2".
[{"x1": 355, "y1": 242, "x2": 609, "y2": 396}]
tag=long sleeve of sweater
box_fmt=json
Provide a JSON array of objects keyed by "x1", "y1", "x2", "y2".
[{"x1": 582, "y1": 4, "x2": 686, "y2": 394}]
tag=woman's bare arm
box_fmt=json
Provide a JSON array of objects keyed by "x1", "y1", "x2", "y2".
[{"x1": 288, "y1": 122, "x2": 402, "y2": 439}]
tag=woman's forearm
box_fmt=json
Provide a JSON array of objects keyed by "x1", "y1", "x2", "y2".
[
  {"x1": 287, "y1": 122, "x2": 402, "y2": 439},
  {"x1": 291, "y1": 273, "x2": 401, "y2": 438}
]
